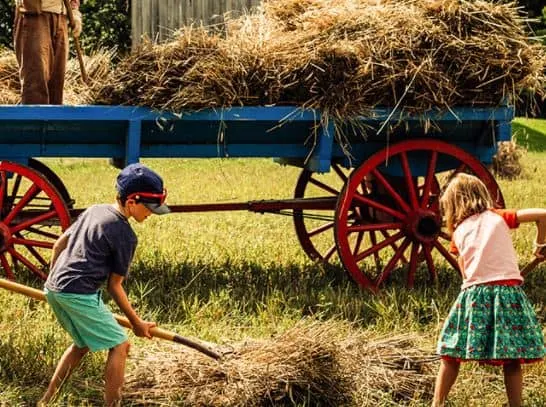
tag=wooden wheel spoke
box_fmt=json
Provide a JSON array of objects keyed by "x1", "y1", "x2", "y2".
[
  {"x1": 407, "y1": 242, "x2": 420, "y2": 288},
  {"x1": 0, "y1": 253, "x2": 14, "y2": 279},
  {"x1": 354, "y1": 231, "x2": 404, "y2": 262},
  {"x1": 7, "y1": 247, "x2": 47, "y2": 280},
  {"x1": 26, "y1": 226, "x2": 61, "y2": 240},
  {"x1": 352, "y1": 231, "x2": 364, "y2": 256},
  {"x1": 4, "y1": 183, "x2": 41, "y2": 225},
  {"x1": 352, "y1": 194, "x2": 406, "y2": 220},
  {"x1": 432, "y1": 240, "x2": 460, "y2": 272},
  {"x1": 370, "y1": 169, "x2": 411, "y2": 213},
  {"x1": 308, "y1": 177, "x2": 339, "y2": 196},
  {"x1": 420, "y1": 151, "x2": 438, "y2": 209},
  {"x1": 324, "y1": 244, "x2": 337, "y2": 262},
  {"x1": 348, "y1": 222, "x2": 403, "y2": 233},
  {"x1": 308, "y1": 221, "x2": 335, "y2": 237},
  {"x1": 11, "y1": 210, "x2": 58, "y2": 234},
  {"x1": 370, "y1": 231, "x2": 382, "y2": 268},
  {"x1": 12, "y1": 236, "x2": 54, "y2": 249},
  {"x1": 331, "y1": 163, "x2": 348, "y2": 183},
  {"x1": 379, "y1": 230, "x2": 409, "y2": 263},
  {"x1": 422, "y1": 244, "x2": 436, "y2": 281},
  {"x1": 9, "y1": 174, "x2": 22, "y2": 204},
  {"x1": 376, "y1": 238, "x2": 411, "y2": 287},
  {"x1": 0, "y1": 171, "x2": 7, "y2": 213},
  {"x1": 400, "y1": 152, "x2": 419, "y2": 209}
]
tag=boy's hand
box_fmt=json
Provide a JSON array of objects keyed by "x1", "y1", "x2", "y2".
[
  {"x1": 534, "y1": 246, "x2": 545, "y2": 261},
  {"x1": 132, "y1": 319, "x2": 157, "y2": 339}
]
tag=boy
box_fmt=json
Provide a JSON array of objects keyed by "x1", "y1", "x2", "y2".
[{"x1": 39, "y1": 163, "x2": 169, "y2": 406}]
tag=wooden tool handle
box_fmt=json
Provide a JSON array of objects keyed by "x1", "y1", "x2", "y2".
[
  {"x1": 0, "y1": 278, "x2": 222, "y2": 360},
  {"x1": 521, "y1": 247, "x2": 546, "y2": 277},
  {"x1": 62, "y1": 0, "x2": 89, "y2": 84}
]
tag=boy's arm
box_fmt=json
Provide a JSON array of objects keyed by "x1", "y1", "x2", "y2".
[
  {"x1": 107, "y1": 274, "x2": 156, "y2": 338},
  {"x1": 516, "y1": 208, "x2": 546, "y2": 259},
  {"x1": 50, "y1": 232, "x2": 69, "y2": 269}
]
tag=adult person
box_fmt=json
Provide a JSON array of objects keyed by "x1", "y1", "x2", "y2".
[{"x1": 14, "y1": 0, "x2": 82, "y2": 104}]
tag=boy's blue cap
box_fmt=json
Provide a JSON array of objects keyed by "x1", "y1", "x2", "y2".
[{"x1": 116, "y1": 163, "x2": 170, "y2": 215}]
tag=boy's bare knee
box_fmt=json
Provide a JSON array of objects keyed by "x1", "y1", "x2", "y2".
[
  {"x1": 112, "y1": 341, "x2": 130, "y2": 356},
  {"x1": 70, "y1": 344, "x2": 89, "y2": 357}
]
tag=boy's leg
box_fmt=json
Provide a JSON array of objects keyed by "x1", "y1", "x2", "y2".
[
  {"x1": 503, "y1": 361, "x2": 522, "y2": 407},
  {"x1": 38, "y1": 344, "x2": 89, "y2": 405},
  {"x1": 432, "y1": 358, "x2": 460, "y2": 407},
  {"x1": 104, "y1": 341, "x2": 131, "y2": 406}
]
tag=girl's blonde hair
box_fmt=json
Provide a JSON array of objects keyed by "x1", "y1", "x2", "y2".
[{"x1": 440, "y1": 173, "x2": 494, "y2": 234}]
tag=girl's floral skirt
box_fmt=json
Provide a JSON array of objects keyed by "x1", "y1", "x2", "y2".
[{"x1": 437, "y1": 283, "x2": 545, "y2": 366}]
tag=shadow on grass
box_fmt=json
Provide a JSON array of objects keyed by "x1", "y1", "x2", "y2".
[{"x1": 122, "y1": 257, "x2": 471, "y2": 325}]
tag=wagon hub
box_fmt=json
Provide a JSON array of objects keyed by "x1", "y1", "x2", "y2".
[{"x1": 405, "y1": 209, "x2": 441, "y2": 243}]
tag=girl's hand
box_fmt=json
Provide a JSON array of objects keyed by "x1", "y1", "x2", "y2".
[
  {"x1": 533, "y1": 244, "x2": 545, "y2": 261},
  {"x1": 132, "y1": 319, "x2": 157, "y2": 339}
]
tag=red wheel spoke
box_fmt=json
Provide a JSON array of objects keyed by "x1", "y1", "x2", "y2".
[
  {"x1": 324, "y1": 244, "x2": 337, "y2": 262},
  {"x1": 10, "y1": 174, "x2": 22, "y2": 204},
  {"x1": 308, "y1": 221, "x2": 335, "y2": 237},
  {"x1": 352, "y1": 194, "x2": 406, "y2": 220},
  {"x1": 348, "y1": 222, "x2": 403, "y2": 233},
  {"x1": 0, "y1": 171, "x2": 7, "y2": 213},
  {"x1": 399, "y1": 152, "x2": 419, "y2": 209},
  {"x1": 448, "y1": 163, "x2": 467, "y2": 182},
  {"x1": 21, "y1": 244, "x2": 49, "y2": 268},
  {"x1": 308, "y1": 177, "x2": 339, "y2": 196},
  {"x1": 422, "y1": 244, "x2": 436, "y2": 281},
  {"x1": 3, "y1": 183, "x2": 40, "y2": 225},
  {"x1": 439, "y1": 232, "x2": 451, "y2": 242},
  {"x1": 12, "y1": 237, "x2": 54, "y2": 249},
  {"x1": 379, "y1": 230, "x2": 409, "y2": 263},
  {"x1": 0, "y1": 253, "x2": 14, "y2": 280},
  {"x1": 376, "y1": 238, "x2": 411, "y2": 287},
  {"x1": 352, "y1": 231, "x2": 364, "y2": 256},
  {"x1": 12, "y1": 210, "x2": 58, "y2": 234},
  {"x1": 354, "y1": 231, "x2": 404, "y2": 262},
  {"x1": 432, "y1": 240, "x2": 460, "y2": 272},
  {"x1": 370, "y1": 169, "x2": 411, "y2": 213},
  {"x1": 420, "y1": 151, "x2": 438, "y2": 209},
  {"x1": 370, "y1": 231, "x2": 382, "y2": 268},
  {"x1": 332, "y1": 163, "x2": 348, "y2": 183},
  {"x1": 407, "y1": 242, "x2": 420, "y2": 288},
  {"x1": 7, "y1": 247, "x2": 47, "y2": 280},
  {"x1": 26, "y1": 226, "x2": 61, "y2": 240}
]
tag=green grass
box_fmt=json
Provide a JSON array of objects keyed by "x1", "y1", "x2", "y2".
[
  {"x1": 512, "y1": 118, "x2": 546, "y2": 152},
  {"x1": 0, "y1": 121, "x2": 545, "y2": 406}
]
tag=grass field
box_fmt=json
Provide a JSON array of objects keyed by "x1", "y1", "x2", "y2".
[{"x1": 0, "y1": 121, "x2": 545, "y2": 406}]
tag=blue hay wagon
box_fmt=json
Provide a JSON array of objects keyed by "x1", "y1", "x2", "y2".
[{"x1": 0, "y1": 104, "x2": 513, "y2": 290}]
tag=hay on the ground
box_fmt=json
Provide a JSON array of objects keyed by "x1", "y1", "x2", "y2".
[
  {"x1": 124, "y1": 321, "x2": 437, "y2": 406},
  {"x1": 492, "y1": 141, "x2": 526, "y2": 180}
]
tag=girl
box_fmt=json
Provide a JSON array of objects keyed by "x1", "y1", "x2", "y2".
[{"x1": 433, "y1": 173, "x2": 546, "y2": 407}]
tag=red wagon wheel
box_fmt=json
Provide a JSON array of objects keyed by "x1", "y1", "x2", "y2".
[
  {"x1": 293, "y1": 164, "x2": 349, "y2": 263},
  {"x1": 0, "y1": 161, "x2": 71, "y2": 280},
  {"x1": 335, "y1": 139, "x2": 504, "y2": 291}
]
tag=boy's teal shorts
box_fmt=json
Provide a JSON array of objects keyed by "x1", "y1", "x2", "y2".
[{"x1": 45, "y1": 289, "x2": 128, "y2": 352}]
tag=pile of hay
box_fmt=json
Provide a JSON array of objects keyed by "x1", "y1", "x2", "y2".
[
  {"x1": 95, "y1": 0, "x2": 546, "y2": 121},
  {"x1": 492, "y1": 141, "x2": 526, "y2": 179},
  {"x1": 124, "y1": 321, "x2": 437, "y2": 406},
  {"x1": 0, "y1": 49, "x2": 113, "y2": 105}
]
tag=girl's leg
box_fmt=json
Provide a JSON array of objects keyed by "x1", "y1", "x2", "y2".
[
  {"x1": 432, "y1": 358, "x2": 461, "y2": 407},
  {"x1": 104, "y1": 341, "x2": 131, "y2": 406},
  {"x1": 38, "y1": 344, "x2": 89, "y2": 405},
  {"x1": 503, "y1": 361, "x2": 522, "y2": 407}
]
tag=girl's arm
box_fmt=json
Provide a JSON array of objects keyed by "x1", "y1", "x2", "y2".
[
  {"x1": 50, "y1": 232, "x2": 69, "y2": 269},
  {"x1": 516, "y1": 208, "x2": 546, "y2": 259},
  {"x1": 107, "y1": 274, "x2": 156, "y2": 338}
]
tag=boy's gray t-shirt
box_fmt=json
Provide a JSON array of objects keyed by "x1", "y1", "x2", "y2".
[{"x1": 45, "y1": 204, "x2": 138, "y2": 294}]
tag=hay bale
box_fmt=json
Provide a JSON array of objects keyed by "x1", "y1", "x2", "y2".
[
  {"x1": 92, "y1": 0, "x2": 546, "y2": 122},
  {"x1": 0, "y1": 49, "x2": 113, "y2": 105},
  {"x1": 124, "y1": 321, "x2": 436, "y2": 406},
  {"x1": 492, "y1": 141, "x2": 525, "y2": 180}
]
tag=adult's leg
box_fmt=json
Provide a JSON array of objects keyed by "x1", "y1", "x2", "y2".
[
  {"x1": 38, "y1": 344, "x2": 89, "y2": 405},
  {"x1": 48, "y1": 13, "x2": 68, "y2": 104},
  {"x1": 14, "y1": 12, "x2": 53, "y2": 104},
  {"x1": 503, "y1": 361, "x2": 522, "y2": 407},
  {"x1": 432, "y1": 358, "x2": 461, "y2": 407},
  {"x1": 104, "y1": 341, "x2": 131, "y2": 406}
]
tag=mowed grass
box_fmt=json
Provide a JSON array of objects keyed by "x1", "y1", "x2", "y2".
[{"x1": 0, "y1": 122, "x2": 545, "y2": 406}]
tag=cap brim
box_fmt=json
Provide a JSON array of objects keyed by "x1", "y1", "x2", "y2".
[{"x1": 143, "y1": 202, "x2": 170, "y2": 215}]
